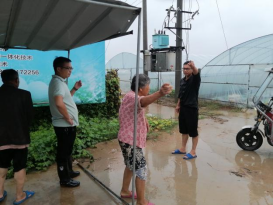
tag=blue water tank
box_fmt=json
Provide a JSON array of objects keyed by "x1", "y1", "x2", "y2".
[{"x1": 152, "y1": 34, "x2": 169, "y2": 49}]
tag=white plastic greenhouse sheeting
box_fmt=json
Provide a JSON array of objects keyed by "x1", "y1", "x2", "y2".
[
  {"x1": 200, "y1": 64, "x2": 273, "y2": 107},
  {"x1": 107, "y1": 32, "x2": 273, "y2": 108},
  {"x1": 201, "y1": 34, "x2": 273, "y2": 107},
  {"x1": 106, "y1": 52, "x2": 210, "y2": 93},
  {"x1": 116, "y1": 64, "x2": 273, "y2": 107}
]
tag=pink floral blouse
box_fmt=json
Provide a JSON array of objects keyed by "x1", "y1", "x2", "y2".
[{"x1": 118, "y1": 91, "x2": 147, "y2": 148}]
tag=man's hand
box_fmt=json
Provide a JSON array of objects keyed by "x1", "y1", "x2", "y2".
[
  {"x1": 187, "y1": 61, "x2": 196, "y2": 69},
  {"x1": 55, "y1": 95, "x2": 73, "y2": 125},
  {"x1": 66, "y1": 117, "x2": 73, "y2": 126},
  {"x1": 187, "y1": 61, "x2": 198, "y2": 75},
  {"x1": 74, "y1": 80, "x2": 82, "y2": 90},
  {"x1": 175, "y1": 105, "x2": 180, "y2": 114}
]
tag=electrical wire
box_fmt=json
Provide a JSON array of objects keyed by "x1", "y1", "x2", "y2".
[
  {"x1": 183, "y1": 0, "x2": 199, "y2": 61},
  {"x1": 162, "y1": 15, "x2": 169, "y2": 32},
  {"x1": 195, "y1": 0, "x2": 200, "y2": 11},
  {"x1": 133, "y1": 0, "x2": 142, "y2": 6},
  {"x1": 135, "y1": 1, "x2": 142, "y2": 6},
  {"x1": 182, "y1": 39, "x2": 189, "y2": 61},
  {"x1": 215, "y1": 0, "x2": 229, "y2": 50},
  {"x1": 180, "y1": 0, "x2": 192, "y2": 61},
  {"x1": 187, "y1": 0, "x2": 193, "y2": 60},
  {"x1": 163, "y1": 0, "x2": 200, "y2": 62},
  {"x1": 105, "y1": 40, "x2": 111, "y2": 53},
  {"x1": 131, "y1": 0, "x2": 139, "y2": 5},
  {"x1": 85, "y1": 40, "x2": 111, "y2": 67}
]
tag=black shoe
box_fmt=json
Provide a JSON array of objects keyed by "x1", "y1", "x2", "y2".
[
  {"x1": 70, "y1": 171, "x2": 80, "y2": 178},
  {"x1": 60, "y1": 179, "x2": 80, "y2": 187}
]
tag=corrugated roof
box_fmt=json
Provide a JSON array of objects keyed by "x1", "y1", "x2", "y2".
[{"x1": 0, "y1": 0, "x2": 140, "y2": 51}]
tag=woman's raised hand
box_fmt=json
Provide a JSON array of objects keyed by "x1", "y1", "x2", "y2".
[{"x1": 160, "y1": 83, "x2": 172, "y2": 95}]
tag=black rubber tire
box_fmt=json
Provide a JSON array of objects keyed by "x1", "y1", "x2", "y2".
[{"x1": 236, "y1": 128, "x2": 263, "y2": 151}]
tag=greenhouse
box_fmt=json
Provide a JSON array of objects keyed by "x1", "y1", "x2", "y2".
[
  {"x1": 201, "y1": 34, "x2": 273, "y2": 107},
  {"x1": 106, "y1": 52, "x2": 210, "y2": 93},
  {"x1": 108, "y1": 34, "x2": 273, "y2": 107},
  {"x1": 105, "y1": 52, "x2": 173, "y2": 93}
]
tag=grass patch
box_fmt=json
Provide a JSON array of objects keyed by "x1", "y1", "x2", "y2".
[
  {"x1": 7, "y1": 114, "x2": 177, "y2": 178},
  {"x1": 199, "y1": 99, "x2": 242, "y2": 112},
  {"x1": 147, "y1": 116, "x2": 178, "y2": 139},
  {"x1": 7, "y1": 115, "x2": 119, "y2": 179}
]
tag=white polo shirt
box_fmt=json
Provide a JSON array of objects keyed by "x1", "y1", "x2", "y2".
[{"x1": 48, "y1": 75, "x2": 79, "y2": 127}]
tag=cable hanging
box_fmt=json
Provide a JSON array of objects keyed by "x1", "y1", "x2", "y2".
[{"x1": 215, "y1": 0, "x2": 229, "y2": 50}]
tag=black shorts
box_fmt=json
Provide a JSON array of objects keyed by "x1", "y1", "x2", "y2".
[
  {"x1": 179, "y1": 106, "x2": 198, "y2": 137},
  {"x1": 0, "y1": 148, "x2": 28, "y2": 172}
]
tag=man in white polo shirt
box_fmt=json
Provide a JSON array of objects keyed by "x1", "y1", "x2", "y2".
[{"x1": 48, "y1": 57, "x2": 82, "y2": 187}]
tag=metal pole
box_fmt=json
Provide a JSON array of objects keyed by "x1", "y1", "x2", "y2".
[
  {"x1": 132, "y1": 12, "x2": 142, "y2": 205},
  {"x1": 66, "y1": 50, "x2": 70, "y2": 85},
  {"x1": 77, "y1": 163, "x2": 129, "y2": 205},
  {"x1": 143, "y1": 0, "x2": 148, "y2": 76},
  {"x1": 247, "y1": 65, "x2": 251, "y2": 108},
  {"x1": 175, "y1": 0, "x2": 183, "y2": 103}
]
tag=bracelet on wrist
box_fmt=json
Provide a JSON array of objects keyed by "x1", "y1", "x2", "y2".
[{"x1": 73, "y1": 87, "x2": 78, "y2": 91}]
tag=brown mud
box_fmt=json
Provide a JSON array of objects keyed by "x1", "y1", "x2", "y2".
[{"x1": 3, "y1": 104, "x2": 273, "y2": 205}]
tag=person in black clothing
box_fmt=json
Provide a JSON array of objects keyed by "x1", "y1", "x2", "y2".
[
  {"x1": 172, "y1": 61, "x2": 201, "y2": 160},
  {"x1": 0, "y1": 69, "x2": 35, "y2": 204}
]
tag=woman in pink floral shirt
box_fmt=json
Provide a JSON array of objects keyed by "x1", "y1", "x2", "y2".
[{"x1": 118, "y1": 74, "x2": 171, "y2": 205}]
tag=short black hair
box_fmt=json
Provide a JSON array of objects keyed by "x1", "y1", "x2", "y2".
[
  {"x1": 53, "y1": 57, "x2": 71, "y2": 72},
  {"x1": 183, "y1": 61, "x2": 191, "y2": 65},
  {"x1": 131, "y1": 74, "x2": 150, "y2": 92},
  {"x1": 1, "y1": 69, "x2": 18, "y2": 83}
]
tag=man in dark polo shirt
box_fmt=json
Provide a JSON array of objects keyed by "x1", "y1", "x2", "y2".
[{"x1": 172, "y1": 61, "x2": 201, "y2": 160}]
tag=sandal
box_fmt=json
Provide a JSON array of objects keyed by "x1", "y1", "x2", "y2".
[
  {"x1": 0, "y1": 190, "x2": 7, "y2": 202},
  {"x1": 13, "y1": 190, "x2": 35, "y2": 205},
  {"x1": 172, "y1": 149, "x2": 186, "y2": 154}
]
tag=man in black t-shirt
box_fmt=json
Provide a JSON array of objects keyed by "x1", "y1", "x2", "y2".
[{"x1": 172, "y1": 61, "x2": 201, "y2": 160}]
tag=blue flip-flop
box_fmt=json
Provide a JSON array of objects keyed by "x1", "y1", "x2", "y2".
[
  {"x1": 13, "y1": 190, "x2": 35, "y2": 205},
  {"x1": 172, "y1": 149, "x2": 186, "y2": 154},
  {"x1": 0, "y1": 190, "x2": 7, "y2": 202},
  {"x1": 183, "y1": 153, "x2": 197, "y2": 160}
]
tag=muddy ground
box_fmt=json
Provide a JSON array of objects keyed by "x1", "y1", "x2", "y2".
[{"x1": 2, "y1": 103, "x2": 273, "y2": 205}]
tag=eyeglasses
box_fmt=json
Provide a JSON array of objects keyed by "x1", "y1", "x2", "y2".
[
  {"x1": 183, "y1": 68, "x2": 191, "y2": 71},
  {"x1": 61, "y1": 66, "x2": 73, "y2": 70}
]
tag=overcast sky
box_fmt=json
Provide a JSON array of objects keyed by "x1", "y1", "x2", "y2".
[{"x1": 105, "y1": 0, "x2": 273, "y2": 68}]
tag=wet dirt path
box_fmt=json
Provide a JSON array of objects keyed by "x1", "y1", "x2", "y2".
[
  {"x1": 82, "y1": 104, "x2": 273, "y2": 205},
  {"x1": 2, "y1": 104, "x2": 273, "y2": 205}
]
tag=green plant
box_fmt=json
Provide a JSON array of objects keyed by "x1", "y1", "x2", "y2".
[
  {"x1": 147, "y1": 116, "x2": 177, "y2": 138},
  {"x1": 6, "y1": 115, "x2": 120, "y2": 179},
  {"x1": 76, "y1": 115, "x2": 119, "y2": 148}
]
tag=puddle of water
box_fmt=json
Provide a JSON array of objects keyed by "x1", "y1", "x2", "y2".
[
  {"x1": 3, "y1": 104, "x2": 272, "y2": 205},
  {"x1": 86, "y1": 105, "x2": 273, "y2": 205},
  {"x1": 146, "y1": 103, "x2": 178, "y2": 119}
]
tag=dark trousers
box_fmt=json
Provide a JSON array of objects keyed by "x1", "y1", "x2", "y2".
[{"x1": 54, "y1": 126, "x2": 76, "y2": 182}]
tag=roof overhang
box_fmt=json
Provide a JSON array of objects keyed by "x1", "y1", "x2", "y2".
[{"x1": 0, "y1": 0, "x2": 140, "y2": 51}]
